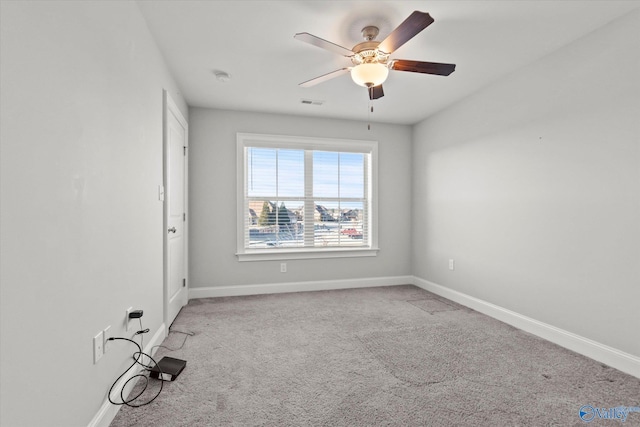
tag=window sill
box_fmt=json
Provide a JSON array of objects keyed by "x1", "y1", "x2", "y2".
[{"x1": 236, "y1": 247, "x2": 379, "y2": 262}]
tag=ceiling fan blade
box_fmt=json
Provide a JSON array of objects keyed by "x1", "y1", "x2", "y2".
[
  {"x1": 299, "y1": 68, "x2": 351, "y2": 88},
  {"x1": 294, "y1": 32, "x2": 354, "y2": 57},
  {"x1": 368, "y1": 85, "x2": 384, "y2": 100},
  {"x1": 377, "y1": 11, "x2": 434, "y2": 54},
  {"x1": 391, "y1": 60, "x2": 456, "y2": 76}
]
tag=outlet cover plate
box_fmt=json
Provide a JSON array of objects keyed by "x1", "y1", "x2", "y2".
[
  {"x1": 103, "y1": 325, "x2": 111, "y2": 353},
  {"x1": 93, "y1": 331, "x2": 104, "y2": 364}
]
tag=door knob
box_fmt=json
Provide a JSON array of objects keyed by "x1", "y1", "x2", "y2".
[{"x1": 168, "y1": 227, "x2": 177, "y2": 233}]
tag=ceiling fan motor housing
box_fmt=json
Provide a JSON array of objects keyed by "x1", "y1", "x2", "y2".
[{"x1": 351, "y1": 41, "x2": 389, "y2": 66}]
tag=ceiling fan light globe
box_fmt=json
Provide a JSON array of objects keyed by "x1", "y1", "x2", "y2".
[{"x1": 351, "y1": 63, "x2": 389, "y2": 87}]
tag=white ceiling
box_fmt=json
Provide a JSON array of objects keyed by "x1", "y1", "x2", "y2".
[{"x1": 137, "y1": 1, "x2": 639, "y2": 125}]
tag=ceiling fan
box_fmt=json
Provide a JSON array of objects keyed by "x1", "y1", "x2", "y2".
[{"x1": 294, "y1": 11, "x2": 456, "y2": 100}]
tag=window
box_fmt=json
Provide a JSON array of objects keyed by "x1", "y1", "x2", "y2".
[{"x1": 237, "y1": 133, "x2": 378, "y2": 261}]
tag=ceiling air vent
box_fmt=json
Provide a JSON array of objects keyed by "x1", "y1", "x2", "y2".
[{"x1": 300, "y1": 99, "x2": 324, "y2": 106}]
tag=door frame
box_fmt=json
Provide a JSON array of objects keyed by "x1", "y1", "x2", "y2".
[{"x1": 163, "y1": 89, "x2": 189, "y2": 331}]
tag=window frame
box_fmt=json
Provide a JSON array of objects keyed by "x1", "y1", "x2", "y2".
[{"x1": 236, "y1": 133, "x2": 379, "y2": 261}]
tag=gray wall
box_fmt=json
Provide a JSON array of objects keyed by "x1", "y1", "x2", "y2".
[
  {"x1": 411, "y1": 10, "x2": 640, "y2": 357},
  {"x1": 0, "y1": 2, "x2": 186, "y2": 426},
  {"x1": 189, "y1": 108, "x2": 412, "y2": 288}
]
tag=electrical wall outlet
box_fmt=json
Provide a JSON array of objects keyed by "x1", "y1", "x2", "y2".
[
  {"x1": 449, "y1": 259, "x2": 455, "y2": 271},
  {"x1": 93, "y1": 331, "x2": 104, "y2": 364},
  {"x1": 280, "y1": 263, "x2": 287, "y2": 273},
  {"x1": 103, "y1": 325, "x2": 111, "y2": 354},
  {"x1": 125, "y1": 307, "x2": 133, "y2": 331}
]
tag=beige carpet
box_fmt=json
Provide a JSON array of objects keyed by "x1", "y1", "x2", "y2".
[{"x1": 109, "y1": 285, "x2": 640, "y2": 426}]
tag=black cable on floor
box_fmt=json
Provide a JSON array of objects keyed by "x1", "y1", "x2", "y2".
[
  {"x1": 152, "y1": 329, "x2": 194, "y2": 353},
  {"x1": 107, "y1": 336, "x2": 163, "y2": 408}
]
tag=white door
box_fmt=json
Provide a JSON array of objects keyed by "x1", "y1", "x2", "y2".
[{"x1": 164, "y1": 91, "x2": 188, "y2": 328}]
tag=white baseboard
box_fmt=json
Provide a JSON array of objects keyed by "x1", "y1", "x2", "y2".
[
  {"x1": 88, "y1": 323, "x2": 167, "y2": 427},
  {"x1": 189, "y1": 275, "x2": 413, "y2": 299},
  {"x1": 412, "y1": 277, "x2": 640, "y2": 379}
]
